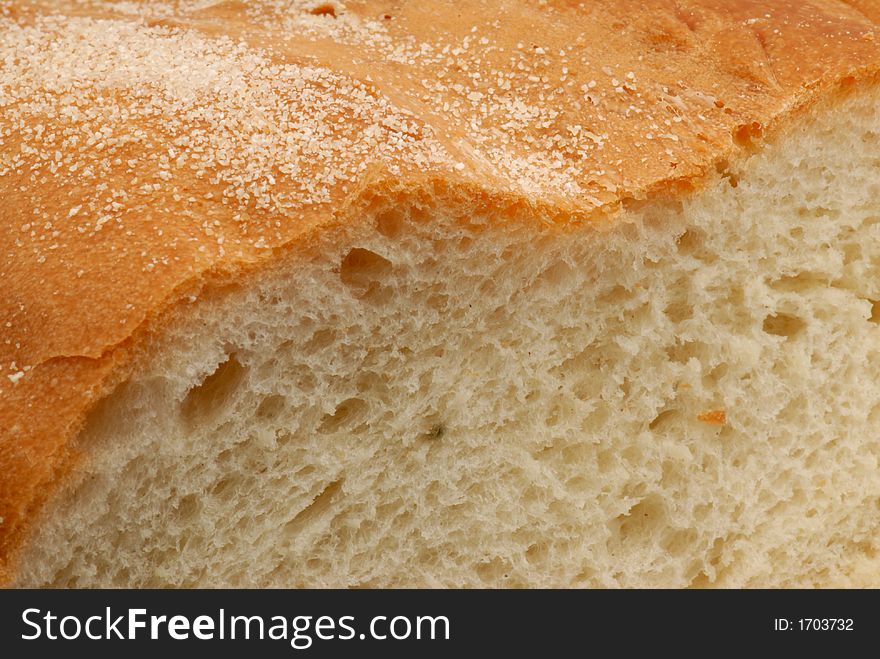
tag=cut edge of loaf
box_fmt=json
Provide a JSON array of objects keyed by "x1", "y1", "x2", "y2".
[{"x1": 12, "y1": 83, "x2": 880, "y2": 587}]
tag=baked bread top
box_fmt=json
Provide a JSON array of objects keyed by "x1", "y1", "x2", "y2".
[{"x1": 1, "y1": 0, "x2": 878, "y2": 581}]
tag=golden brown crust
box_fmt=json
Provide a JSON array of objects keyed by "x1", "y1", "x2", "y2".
[{"x1": 1, "y1": 0, "x2": 878, "y2": 582}]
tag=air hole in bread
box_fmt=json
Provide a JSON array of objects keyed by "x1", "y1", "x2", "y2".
[
  {"x1": 77, "y1": 382, "x2": 134, "y2": 445},
  {"x1": 318, "y1": 397, "x2": 368, "y2": 433},
  {"x1": 666, "y1": 339, "x2": 700, "y2": 365},
  {"x1": 534, "y1": 260, "x2": 575, "y2": 290},
  {"x1": 174, "y1": 494, "x2": 200, "y2": 522},
  {"x1": 78, "y1": 378, "x2": 170, "y2": 448},
  {"x1": 661, "y1": 527, "x2": 697, "y2": 555},
  {"x1": 545, "y1": 399, "x2": 571, "y2": 427},
  {"x1": 425, "y1": 291, "x2": 449, "y2": 312},
  {"x1": 340, "y1": 247, "x2": 393, "y2": 294},
  {"x1": 762, "y1": 313, "x2": 805, "y2": 339},
  {"x1": 648, "y1": 409, "x2": 679, "y2": 431},
  {"x1": 180, "y1": 354, "x2": 246, "y2": 427},
  {"x1": 375, "y1": 208, "x2": 406, "y2": 238},
  {"x1": 769, "y1": 272, "x2": 827, "y2": 293},
  {"x1": 615, "y1": 494, "x2": 666, "y2": 543},
  {"x1": 525, "y1": 542, "x2": 548, "y2": 565},
  {"x1": 690, "y1": 537, "x2": 728, "y2": 587},
  {"x1": 425, "y1": 422, "x2": 445, "y2": 439},
  {"x1": 255, "y1": 394, "x2": 286, "y2": 420},
  {"x1": 210, "y1": 475, "x2": 240, "y2": 501},
  {"x1": 283, "y1": 479, "x2": 344, "y2": 536},
  {"x1": 304, "y1": 328, "x2": 337, "y2": 353},
  {"x1": 574, "y1": 568, "x2": 596, "y2": 585},
  {"x1": 705, "y1": 362, "x2": 728, "y2": 385},
  {"x1": 664, "y1": 296, "x2": 692, "y2": 323},
  {"x1": 597, "y1": 284, "x2": 632, "y2": 305},
  {"x1": 869, "y1": 300, "x2": 880, "y2": 324},
  {"x1": 476, "y1": 557, "x2": 512, "y2": 583},
  {"x1": 689, "y1": 569, "x2": 711, "y2": 588},
  {"x1": 675, "y1": 228, "x2": 704, "y2": 255}
]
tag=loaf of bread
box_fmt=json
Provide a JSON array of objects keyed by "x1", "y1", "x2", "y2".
[{"x1": 2, "y1": 0, "x2": 880, "y2": 587}]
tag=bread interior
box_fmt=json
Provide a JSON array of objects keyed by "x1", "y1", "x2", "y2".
[{"x1": 16, "y1": 87, "x2": 880, "y2": 587}]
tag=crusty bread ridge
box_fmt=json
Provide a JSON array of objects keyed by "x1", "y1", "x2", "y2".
[{"x1": 2, "y1": 0, "x2": 880, "y2": 586}]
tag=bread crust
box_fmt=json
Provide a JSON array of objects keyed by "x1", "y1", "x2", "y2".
[{"x1": 1, "y1": 0, "x2": 878, "y2": 583}]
